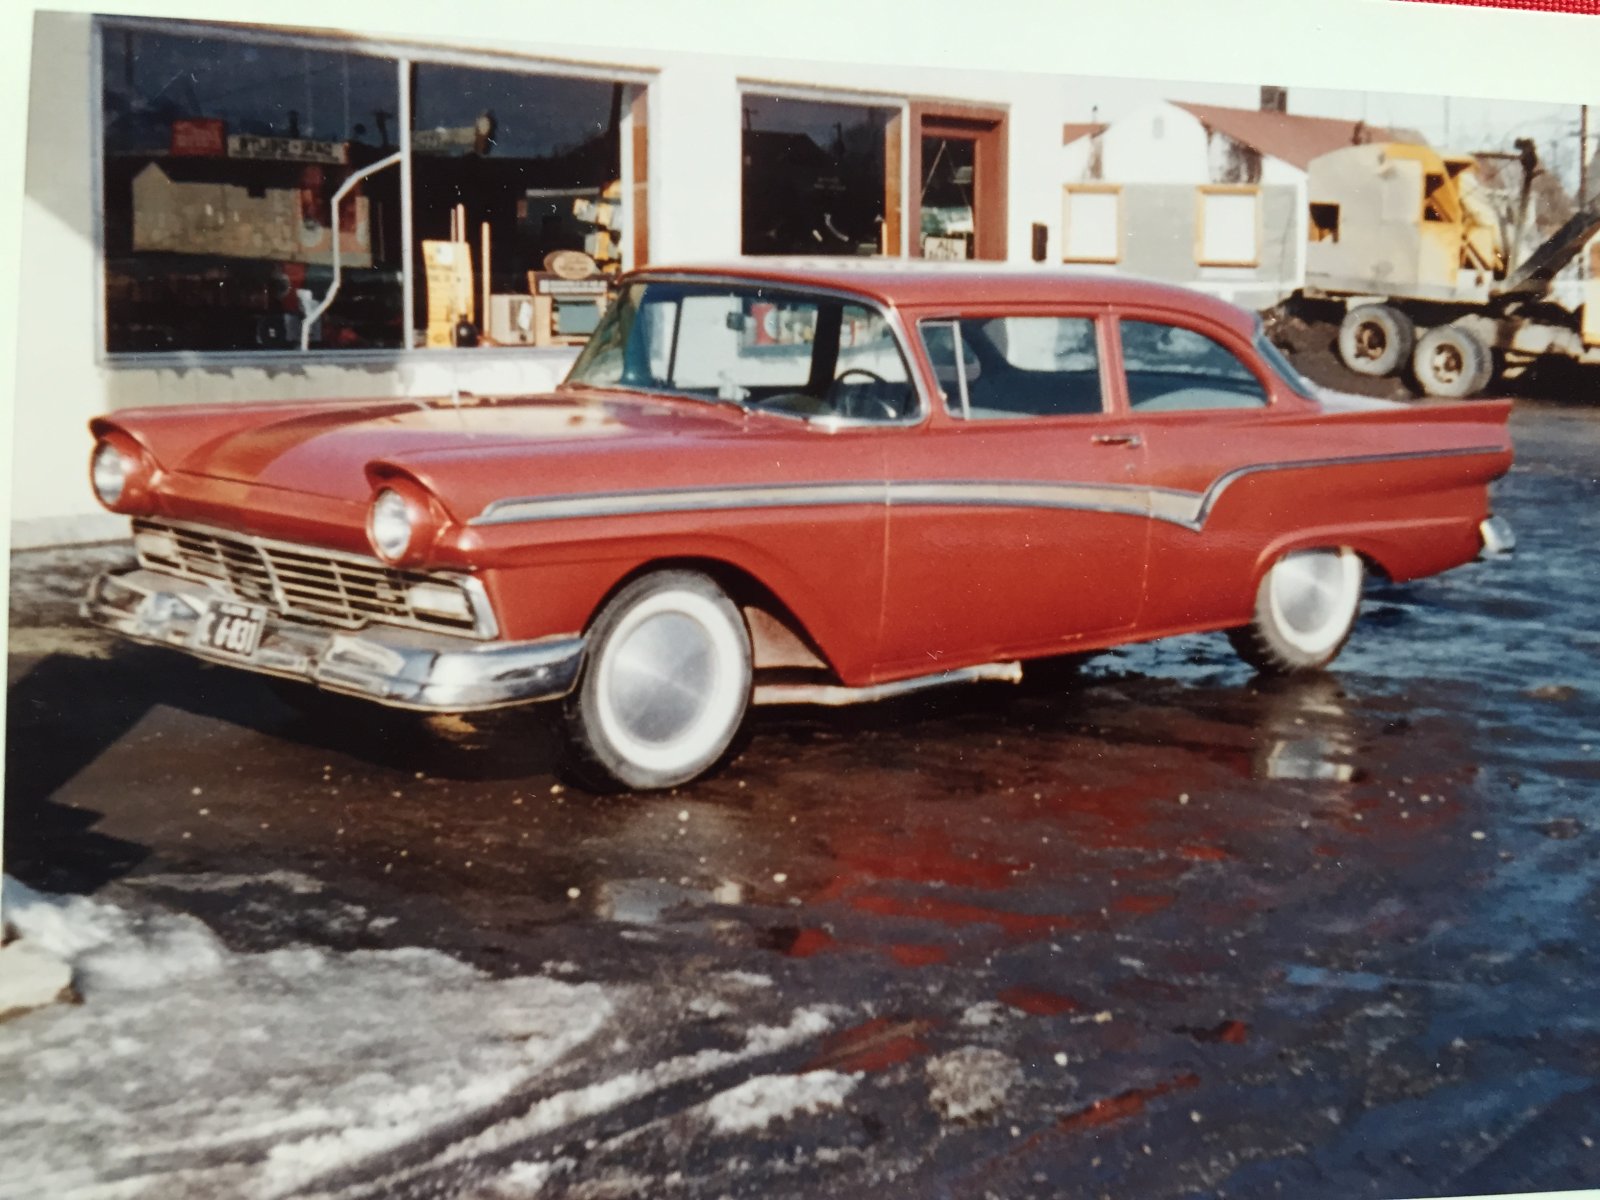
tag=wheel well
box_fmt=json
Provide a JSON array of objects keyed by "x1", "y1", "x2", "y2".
[
  {"x1": 1355, "y1": 550, "x2": 1394, "y2": 585},
  {"x1": 588, "y1": 557, "x2": 834, "y2": 675}
]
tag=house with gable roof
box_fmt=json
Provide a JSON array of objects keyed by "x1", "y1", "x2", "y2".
[{"x1": 1060, "y1": 90, "x2": 1424, "y2": 310}]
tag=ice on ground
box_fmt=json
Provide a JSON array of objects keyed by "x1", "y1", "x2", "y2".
[
  {"x1": 701, "y1": 1070, "x2": 859, "y2": 1133},
  {"x1": 0, "y1": 877, "x2": 616, "y2": 1200},
  {"x1": 484, "y1": 1157, "x2": 575, "y2": 1198},
  {"x1": 958, "y1": 1001, "x2": 1009, "y2": 1028},
  {"x1": 4, "y1": 875, "x2": 224, "y2": 993},
  {"x1": 347, "y1": 1005, "x2": 843, "y2": 1194},
  {"x1": 125, "y1": 871, "x2": 326, "y2": 896},
  {"x1": 926, "y1": 1047, "x2": 1023, "y2": 1123}
]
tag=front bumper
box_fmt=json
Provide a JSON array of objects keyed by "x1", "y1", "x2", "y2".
[{"x1": 84, "y1": 569, "x2": 585, "y2": 712}]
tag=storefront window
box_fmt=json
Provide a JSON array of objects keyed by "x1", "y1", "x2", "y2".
[
  {"x1": 101, "y1": 26, "x2": 404, "y2": 352},
  {"x1": 99, "y1": 21, "x2": 641, "y2": 357},
  {"x1": 410, "y1": 65, "x2": 623, "y2": 347},
  {"x1": 740, "y1": 95, "x2": 900, "y2": 256}
]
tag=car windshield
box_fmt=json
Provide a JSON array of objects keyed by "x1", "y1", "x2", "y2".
[{"x1": 563, "y1": 280, "x2": 918, "y2": 421}]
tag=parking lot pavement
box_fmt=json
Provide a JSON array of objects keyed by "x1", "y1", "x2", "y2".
[{"x1": 4, "y1": 399, "x2": 1599, "y2": 1199}]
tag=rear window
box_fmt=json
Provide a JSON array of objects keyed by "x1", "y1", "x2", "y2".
[{"x1": 1119, "y1": 320, "x2": 1267, "y2": 412}]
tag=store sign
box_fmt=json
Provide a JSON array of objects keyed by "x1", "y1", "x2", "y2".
[
  {"x1": 543, "y1": 249, "x2": 601, "y2": 280},
  {"x1": 922, "y1": 235, "x2": 970, "y2": 261},
  {"x1": 412, "y1": 127, "x2": 478, "y2": 154},
  {"x1": 533, "y1": 276, "x2": 607, "y2": 297},
  {"x1": 227, "y1": 134, "x2": 349, "y2": 165},
  {"x1": 170, "y1": 118, "x2": 226, "y2": 157}
]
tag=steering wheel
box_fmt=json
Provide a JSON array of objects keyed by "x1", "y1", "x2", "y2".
[{"x1": 826, "y1": 368, "x2": 899, "y2": 420}]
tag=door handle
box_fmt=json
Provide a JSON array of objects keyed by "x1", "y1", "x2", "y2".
[{"x1": 1091, "y1": 433, "x2": 1142, "y2": 447}]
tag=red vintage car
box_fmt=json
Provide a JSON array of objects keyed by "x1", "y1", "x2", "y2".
[{"x1": 85, "y1": 262, "x2": 1515, "y2": 789}]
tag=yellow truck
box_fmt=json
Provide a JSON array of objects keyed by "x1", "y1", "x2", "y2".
[{"x1": 1304, "y1": 142, "x2": 1600, "y2": 397}]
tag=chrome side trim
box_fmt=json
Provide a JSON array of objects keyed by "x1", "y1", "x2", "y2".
[
  {"x1": 472, "y1": 445, "x2": 1507, "y2": 532},
  {"x1": 84, "y1": 569, "x2": 576, "y2": 712},
  {"x1": 476, "y1": 482, "x2": 890, "y2": 526},
  {"x1": 753, "y1": 661, "x2": 1023, "y2": 707},
  {"x1": 1189, "y1": 446, "x2": 1507, "y2": 530}
]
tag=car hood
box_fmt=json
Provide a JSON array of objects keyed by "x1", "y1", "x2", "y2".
[{"x1": 100, "y1": 390, "x2": 751, "y2": 507}]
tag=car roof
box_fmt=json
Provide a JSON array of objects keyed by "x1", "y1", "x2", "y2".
[{"x1": 629, "y1": 258, "x2": 1259, "y2": 334}]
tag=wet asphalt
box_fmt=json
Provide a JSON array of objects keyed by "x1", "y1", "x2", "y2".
[{"x1": 5, "y1": 389, "x2": 1600, "y2": 1198}]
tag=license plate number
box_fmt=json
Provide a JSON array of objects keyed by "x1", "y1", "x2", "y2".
[{"x1": 198, "y1": 601, "x2": 265, "y2": 659}]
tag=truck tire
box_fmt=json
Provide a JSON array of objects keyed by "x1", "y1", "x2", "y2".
[
  {"x1": 1337, "y1": 305, "x2": 1414, "y2": 377},
  {"x1": 561, "y1": 570, "x2": 752, "y2": 791},
  {"x1": 1412, "y1": 325, "x2": 1493, "y2": 398}
]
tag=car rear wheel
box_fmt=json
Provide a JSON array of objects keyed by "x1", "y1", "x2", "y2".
[
  {"x1": 1412, "y1": 324, "x2": 1493, "y2": 398},
  {"x1": 1337, "y1": 304, "x2": 1414, "y2": 377},
  {"x1": 561, "y1": 570, "x2": 752, "y2": 791},
  {"x1": 1228, "y1": 548, "x2": 1364, "y2": 673}
]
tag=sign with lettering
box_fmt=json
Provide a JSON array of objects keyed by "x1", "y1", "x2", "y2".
[
  {"x1": 227, "y1": 135, "x2": 349, "y2": 165},
  {"x1": 170, "y1": 118, "x2": 225, "y2": 157}
]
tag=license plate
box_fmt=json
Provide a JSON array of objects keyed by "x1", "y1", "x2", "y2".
[{"x1": 197, "y1": 600, "x2": 265, "y2": 659}]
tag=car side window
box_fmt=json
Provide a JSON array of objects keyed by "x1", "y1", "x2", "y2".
[
  {"x1": 568, "y1": 282, "x2": 913, "y2": 419},
  {"x1": 1118, "y1": 320, "x2": 1268, "y2": 411},
  {"x1": 919, "y1": 317, "x2": 1103, "y2": 420}
]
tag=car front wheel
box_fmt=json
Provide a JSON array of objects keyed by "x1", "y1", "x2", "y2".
[
  {"x1": 561, "y1": 570, "x2": 752, "y2": 791},
  {"x1": 1228, "y1": 547, "x2": 1364, "y2": 673}
]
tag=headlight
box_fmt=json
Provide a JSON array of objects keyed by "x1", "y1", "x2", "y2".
[
  {"x1": 91, "y1": 441, "x2": 131, "y2": 507},
  {"x1": 368, "y1": 489, "x2": 416, "y2": 562}
]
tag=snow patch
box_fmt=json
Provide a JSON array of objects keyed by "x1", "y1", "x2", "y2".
[
  {"x1": 701, "y1": 1070, "x2": 859, "y2": 1133},
  {"x1": 0, "y1": 879, "x2": 616, "y2": 1200},
  {"x1": 350, "y1": 1005, "x2": 842, "y2": 1192},
  {"x1": 126, "y1": 870, "x2": 326, "y2": 896},
  {"x1": 959, "y1": 1001, "x2": 1009, "y2": 1028},
  {"x1": 926, "y1": 1046, "x2": 1022, "y2": 1123},
  {"x1": 3, "y1": 876, "x2": 224, "y2": 992},
  {"x1": 486, "y1": 1157, "x2": 575, "y2": 1197}
]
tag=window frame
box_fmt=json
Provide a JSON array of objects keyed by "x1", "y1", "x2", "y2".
[
  {"x1": 1061, "y1": 183, "x2": 1123, "y2": 265},
  {"x1": 1111, "y1": 312, "x2": 1276, "y2": 414},
  {"x1": 736, "y1": 82, "x2": 911, "y2": 259},
  {"x1": 1193, "y1": 183, "x2": 1263, "y2": 269},
  {"x1": 563, "y1": 275, "x2": 930, "y2": 430},
  {"x1": 915, "y1": 311, "x2": 1113, "y2": 424},
  {"x1": 93, "y1": 15, "x2": 653, "y2": 368}
]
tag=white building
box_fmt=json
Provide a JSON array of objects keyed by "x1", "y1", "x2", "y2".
[
  {"x1": 17, "y1": 12, "x2": 1082, "y2": 546},
  {"x1": 1059, "y1": 96, "x2": 1421, "y2": 311}
]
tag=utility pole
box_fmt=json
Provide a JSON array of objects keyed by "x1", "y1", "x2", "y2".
[{"x1": 1581, "y1": 103, "x2": 1591, "y2": 210}]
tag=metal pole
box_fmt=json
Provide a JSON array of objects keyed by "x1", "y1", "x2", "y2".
[
  {"x1": 399, "y1": 58, "x2": 415, "y2": 350},
  {"x1": 1581, "y1": 104, "x2": 1591, "y2": 212},
  {"x1": 299, "y1": 152, "x2": 402, "y2": 350}
]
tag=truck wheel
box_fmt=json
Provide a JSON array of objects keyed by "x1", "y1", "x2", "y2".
[
  {"x1": 561, "y1": 570, "x2": 752, "y2": 791},
  {"x1": 1337, "y1": 305, "x2": 1414, "y2": 377},
  {"x1": 1412, "y1": 325, "x2": 1493, "y2": 398},
  {"x1": 1227, "y1": 548, "x2": 1364, "y2": 673}
]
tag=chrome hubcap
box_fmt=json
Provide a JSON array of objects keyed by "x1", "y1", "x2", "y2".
[
  {"x1": 1271, "y1": 551, "x2": 1349, "y2": 639},
  {"x1": 606, "y1": 611, "x2": 716, "y2": 745}
]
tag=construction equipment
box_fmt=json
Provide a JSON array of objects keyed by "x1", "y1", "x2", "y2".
[{"x1": 1302, "y1": 141, "x2": 1600, "y2": 397}]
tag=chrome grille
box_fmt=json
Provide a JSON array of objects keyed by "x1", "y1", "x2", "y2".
[{"x1": 132, "y1": 518, "x2": 488, "y2": 637}]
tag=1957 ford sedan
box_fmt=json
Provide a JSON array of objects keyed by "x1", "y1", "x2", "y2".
[{"x1": 85, "y1": 262, "x2": 1515, "y2": 789}]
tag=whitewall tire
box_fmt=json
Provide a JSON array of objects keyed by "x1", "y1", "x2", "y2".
[
  {"x1": 562, "y1": 571, "x2": 752, "y2": 790},
  {"x1": 1228, "y1": 548, "x2": 1364, "y2": 673}
]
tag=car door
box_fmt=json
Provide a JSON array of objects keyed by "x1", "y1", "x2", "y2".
[
  {"x1": 873, "y1": 309, "x2": 1150, "y2": 677},
  {"x1": 1110, "y1": 311, "x2": 1284, "y2": 632}
]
